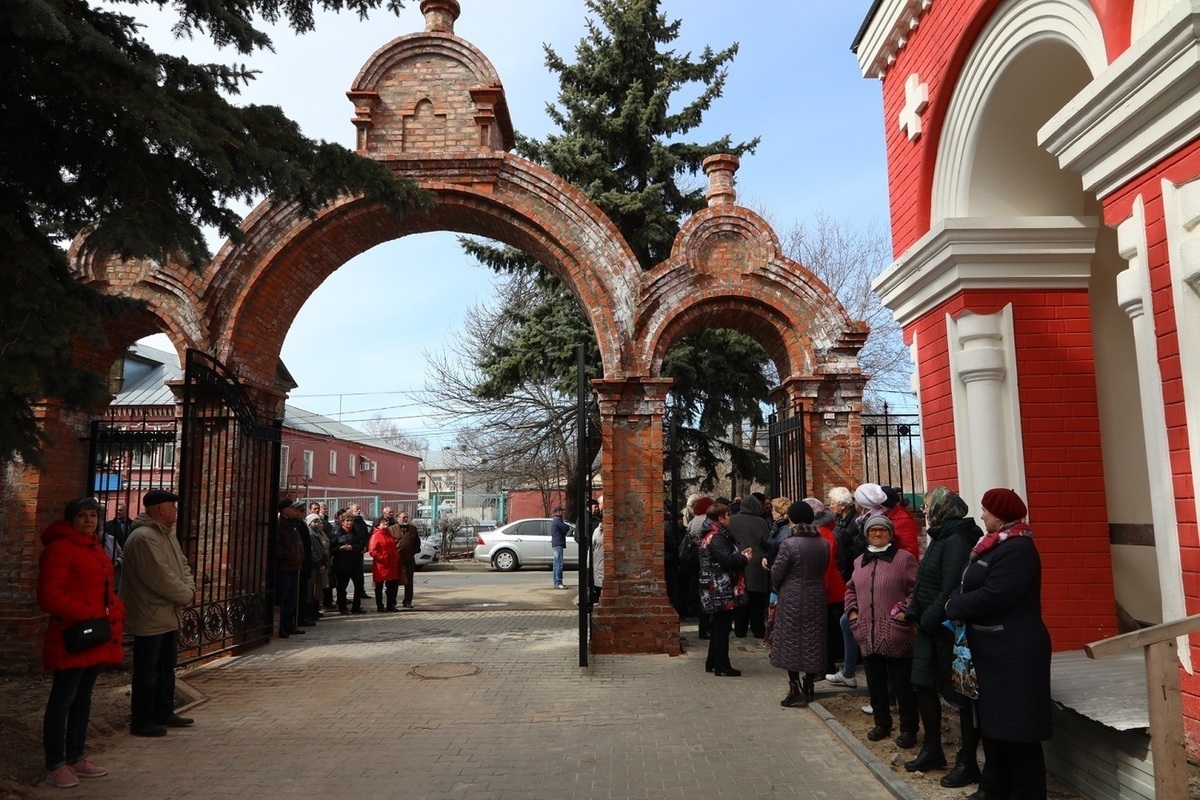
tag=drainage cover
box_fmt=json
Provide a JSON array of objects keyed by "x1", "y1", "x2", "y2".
[
  {"x1": 464, "y1": 602, "x2": 508, "y2": 608},
  {"x1": 411, "y1": 662, "x2": 480, "y2": 679}
]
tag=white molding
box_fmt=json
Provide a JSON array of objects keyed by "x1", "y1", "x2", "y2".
[
  {"x1": 933, "y1": 0, "x2": 1107, "y2": 220},
  {"x1": 856, "y1": 0, "x2": 934, "y2": 79},
  {"x1": 872, "y1": 216, "x2": 1098, "y2": 328},
  {"x1": 1163, "y1": 176, "x2": 1200, "y2": 671},
  {"x1": 1117, "y1": 197, "x2": 1190, "y2": 668},
  {"x1": 1039, "y1": 0, "x2": 1200, "y2": 199}
]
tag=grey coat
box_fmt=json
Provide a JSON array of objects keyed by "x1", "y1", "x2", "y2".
[
  {"x1": 729, "y1": 495, "x2": 771, "y2": 593},
  {"x1": 769, "y1": 527, "x2": 829, "y2": 673}
]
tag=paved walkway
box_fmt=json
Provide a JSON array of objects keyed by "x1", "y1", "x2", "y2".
[{"x1": 40, "y1": 587, "x2": 898, "y2": 799}]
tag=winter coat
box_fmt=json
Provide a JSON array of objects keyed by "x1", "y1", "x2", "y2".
[
  {"x1": 393, "y1": 523, "x2": 420, "y2": 567},
  {"x1": 330, "y1": 525, "x2": 362, "y2": 569},
  {"x1": 817, "y1": 524, "x2": 846, "y2": 604},
  {"x1": 38, "y1": 520, "x2": 127, "y2": 671},
  {"x1": 728, "y1": 495, "x2": 771, "y2": 593},
  {"x1": 276, "y1": 515, "x2": 306, "y2": 572},
  {"x1": 550, "y1": 514, "x2": 570, "y2": 548},
  {"x1": 834, "y1": 508, "x2": 862, "y2": 582},
  {"x1": 369, "y1": 528, "x2": 404, "y2": 584},
  {"x1": 766, "y1": 517, "x2": 790, "y2": 567},
  {"x1": 769, "y1": 526, "x2": 829, "y2": 672},
  {"x1": 945, "y1": 535, "x2": 1052, "y2": 742},
  {"x1": 120, "y1": 513, "x2": 195, "y2": 636},
  {"x1": 908, "y1": 516, "x2": 981, "y2": 695},
  {"x1": 844, "y1": 544, "x2": 917, "y2": 659},
  {"x1": 885, "y1": 505, "x2": 921, "y2": 559},
  {"x1": 698, "y1": 524, "x2": 747, "y2": 614}
]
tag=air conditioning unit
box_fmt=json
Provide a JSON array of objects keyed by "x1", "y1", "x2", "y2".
[{"x1": 360, "y1": 457, "x2": 373, "y2": 471}]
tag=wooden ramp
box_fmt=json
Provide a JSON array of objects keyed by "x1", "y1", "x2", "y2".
[{"x1": 1045, "y1": 650, "x2": 1154, "y2": 800}]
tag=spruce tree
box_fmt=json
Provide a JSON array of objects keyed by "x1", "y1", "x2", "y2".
[
  {"x1": 464, "y1": 0, "x2": 769, "y2": 493},
  {"x1": 0, "y1": 0, "x2": 425, "y2": 466}
]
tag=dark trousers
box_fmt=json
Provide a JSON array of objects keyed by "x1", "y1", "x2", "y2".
[
  {"x1": 863, "y1": 654, "x2": 918, "y2": 733},
  {"x1": 334, "y1": 564, "x2": 364, "y2": 611},
  {"x1": 299, "y1": 567, "x2": 316, "y2": 621},
  {"x1": 402, "y1": 561, "x2": 415, "y2": 607},
  {"x1": 276, "y1": 569, "x2": 299, "y2": 633},
  {"x1": 374, "y1": 579, "x2": 400, "y2": 610},
  {"x1": 980, "y1": 735, "x2": 1047, "y2": 800},
  {"x1": 131, "y1": 631, "x2": 178, "y2": 728},
  {"x1": 825, "y1": 601, "x2": 845, "y2": 673},
  {"x1": 43, "y1": 666, "x2": 100, "y2": 769},
  {"x1": 706, "y1": 610, "x2": 735, "y2": 670},
  {"x1": 733, "y1": 590, "x2": 768, "y2": 638}
]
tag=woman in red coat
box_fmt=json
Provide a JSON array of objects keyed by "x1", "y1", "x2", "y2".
[
  {"x1": 369, "y1": 518, "x2": 405, "y2": 612},
  {"x1": 38, "y1": 497, "x2": 126, "y2": 788}
]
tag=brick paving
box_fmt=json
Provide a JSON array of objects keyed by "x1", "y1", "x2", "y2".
[{"x1": 40, "y1": 600, "x2": 896, "y2": 800}]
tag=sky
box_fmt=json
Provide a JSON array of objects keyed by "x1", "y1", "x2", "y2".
[{"x1": 135, "y1": 1, "x2": 892, "y2": 448}]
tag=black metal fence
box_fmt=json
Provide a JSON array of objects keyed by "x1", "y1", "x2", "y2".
[
  {"x1": 861, "y1": 403, "x2": 922, "y2": 503},
  {"x1": 89, "y1": 408, "x2": 179, "y2": 516},
  {"x1": 768, "y1": 412, "x2": 808, "y2": 502},
  {"x1": 176, "y1": 350, "x2": 281, "y2": 664}
]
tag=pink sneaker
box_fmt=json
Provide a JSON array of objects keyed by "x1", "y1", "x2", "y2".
[
  {"x1": 68, "y1": 758, "x2": 108, "y2": 778},
  {"x1": 44, "y1": 765, "x2": 79, "y2": 788}
]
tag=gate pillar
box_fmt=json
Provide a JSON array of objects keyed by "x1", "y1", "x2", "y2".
[
  {"x1": 778, "y1": 375, "x2": 866, "y2": 498},
  {"x1": 590, "y1": 377, "x2": 680, "y2": 655}
]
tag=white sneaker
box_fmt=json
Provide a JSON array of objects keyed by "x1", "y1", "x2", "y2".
[
  {"x1": 826, "y1": 671, "x2": 858, "y2": 688},
  {"x1": 862, "y1": 703, "x2": 874, "y2": 714}
]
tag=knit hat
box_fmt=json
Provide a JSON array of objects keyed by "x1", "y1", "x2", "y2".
[
  {"x1": 787, "y1": 501, "x2": 814, "y2": 525},
  {"x1": 854, "y1": 483, "x2": 886, "y2": 508},
  {"x1": 862, "y1": 514, "x2": 895, "y2": 537},
  {"x1": 981, "y1": 488, "x2": 1027, "y2": 523},
  {"x1": 693, "y1": 497, "x2": 714, "y2": 517}
]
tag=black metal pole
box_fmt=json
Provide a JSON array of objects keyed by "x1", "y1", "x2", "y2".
[{"x1": 576, "y1": 344, "x2": 589, "y2": 667}]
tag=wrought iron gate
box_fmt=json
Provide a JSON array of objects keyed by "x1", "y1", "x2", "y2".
[
  {"x1": 861, "y1": 403, "x2": 922, "y2": 502},
  {"x1": 176, "y1": 350, "x2": 281, "y2": 664},
  {"x1": 768, "y1": 412, "x2": 808, "y2": 501},
  {"x1": 89, "y1": 409, "x2": 179, "y2": 522}
]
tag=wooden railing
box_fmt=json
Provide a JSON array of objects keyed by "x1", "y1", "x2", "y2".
[{"x1": 1086, "y1": 613, "x2": 1200, "y2": 798}]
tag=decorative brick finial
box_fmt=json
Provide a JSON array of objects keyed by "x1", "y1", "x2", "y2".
[
  {"x1": 703, "y1": 154, "x2": 739, "y2": 207},
  {"x1": 421, "y1": 0, "x2": 460, "y2": 33}
]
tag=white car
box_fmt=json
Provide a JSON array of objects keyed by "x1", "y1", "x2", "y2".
[
  {"x1": 473, "y1": 518, "x2": 578, "y2": 571},
  {"x1": 363, "y1": 536, "x2": 439, "y2": 572}
]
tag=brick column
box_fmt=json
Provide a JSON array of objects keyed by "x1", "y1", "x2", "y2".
[{"x1": 590, "y1": 377, "x2": 680, "y2": 655}]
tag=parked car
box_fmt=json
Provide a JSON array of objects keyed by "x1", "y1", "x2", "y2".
[
  {"x1": 364, "y1": 535, "x2": 439, "y2": 572},
  {"x1": 451, "y1": 522, "x2": 496, "y2": 548},
  {"x1": 473, "y1": 518, "x2": 578, "y2": 571}
]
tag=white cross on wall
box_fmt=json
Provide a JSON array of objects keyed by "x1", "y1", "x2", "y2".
[{"x1": 898, "y1": 73, "x2": 929, "y2": 141}]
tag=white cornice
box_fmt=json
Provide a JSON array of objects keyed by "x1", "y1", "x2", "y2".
[
  {"x1": 856, "y1": 0, "x2": 934, "y2": 79},
  {"x1": 1039, "y1": 0, "x2": 1200, "y2": 199},
  {"x1": 872, "y1": 217, "x2": 1099, "y2": 327}
]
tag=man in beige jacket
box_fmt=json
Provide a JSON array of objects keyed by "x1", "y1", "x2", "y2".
[{"x1": 119, "y1": 490, "x2": 196, "y2": 737}]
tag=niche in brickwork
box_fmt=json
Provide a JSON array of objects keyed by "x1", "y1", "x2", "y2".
[{"x1": 402, "y1": 97, "x2": 447, "y2": 152}]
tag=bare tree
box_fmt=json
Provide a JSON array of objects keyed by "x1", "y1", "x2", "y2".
[
  {"x1": 362, "y1": 416, "x2": 429, "y2": 455},
  {"x1": 779, "y1": 209, "x2": 913, "y2": 409}
]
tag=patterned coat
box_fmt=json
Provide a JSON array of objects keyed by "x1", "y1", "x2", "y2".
[
  {"x1": 769, "y1": 527, "x2": 829, "y2": 672},
  {"x1": 844, "y1": 545, "x2": 917, "y2": 658}
]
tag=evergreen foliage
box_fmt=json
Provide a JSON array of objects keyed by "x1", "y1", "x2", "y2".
[
  {"x1": 0, "y1": 0, "x2": 425, "y2": 466},
  {"x1": 463, "y1": 0, "x2": 768, "y2": 491}
]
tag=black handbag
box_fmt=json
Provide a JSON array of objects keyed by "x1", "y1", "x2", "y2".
[{"x1": 61, "y1": 579, "x2": 112, "y2": 653}]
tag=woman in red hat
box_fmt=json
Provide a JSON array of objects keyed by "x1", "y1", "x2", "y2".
[{"x1": 945, "y1": 488, "x2": 1051, "y2": 800}]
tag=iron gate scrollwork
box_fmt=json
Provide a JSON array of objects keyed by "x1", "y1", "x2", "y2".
[
  {"x1": 768, "y1": 412, "x2": 808, "y2": 502},
  {"x1": 861, "y1": 402, "x2": 922, "y2": 503},
  {"x1": 177, "y1": 349, "x2": 281, "y2": 664}
]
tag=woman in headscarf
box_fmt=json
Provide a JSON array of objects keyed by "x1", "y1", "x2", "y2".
[
  {"x1": 698, "y1": 503, "x2": 750, "y2": 676},
  {"x1": 946, "y1": 488, "x2": 1051, "y2": 800},
  {"x1": 845, "y1": 514, "x2": 918, "y2": 747},
  {"x1": 770, "y1": 501, "x2": 829, "y2": 706},
  {"x1": 901, "y1": 487, "x2": 984, "y2": 781}
]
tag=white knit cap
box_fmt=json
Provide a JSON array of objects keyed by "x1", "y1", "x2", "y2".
[{"x1": 854, "y1": 483, "x2": 887, "y2": 508}]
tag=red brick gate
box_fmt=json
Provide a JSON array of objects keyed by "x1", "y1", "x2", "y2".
[{"x1": 1, "y1": 0, "x2": 868, "y2": 664}]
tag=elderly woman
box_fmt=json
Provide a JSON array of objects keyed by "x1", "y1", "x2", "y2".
[
  {"x1": 369, "y1": 517, "x2": 404, "y2": 612},
  {"x1": 38, "y1": 497, "x2": 127, "y2": 788},
  {"x1": 945, "y1": 488, "x2": 1051, "y2": 800},
  {"x1": 770, "y1": 501, "x2": 829, "y2": 707},
  {"x1": 698, "y1": 503, "x2": 750, "y2": 676},
  {"x1": 902, "y1": 487, "x2": 984, "y2": 781},
  {"x1": 845, "y1": 514, "x2": 918, "y2": 747}
]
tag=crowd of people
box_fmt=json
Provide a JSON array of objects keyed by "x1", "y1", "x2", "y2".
[{"x1": 670, "y1": 483, "x2": 1051, "y2": 800}]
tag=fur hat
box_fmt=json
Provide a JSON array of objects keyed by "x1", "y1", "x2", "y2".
[{"x1": 981, "y1": 488, "x2": 1027, "y2": 523}]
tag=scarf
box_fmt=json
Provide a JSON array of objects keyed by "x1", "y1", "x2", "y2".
[
  {"x1": 861, "y1": 542, "x2": 898, "y2": 565},
  {"x1": 788, "y1": 522, "x2": 820, "y2": 538},
  {"x1": 970, "y1": 520, "x2": 1033, "y2": 560},
  {"x1": 925, "y1": 486, "x2": 968, "y2": 530}
]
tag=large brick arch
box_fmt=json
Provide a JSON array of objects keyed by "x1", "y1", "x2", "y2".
[{"x1": 208, "y1": 154, "x2": 642, "y2": 385}]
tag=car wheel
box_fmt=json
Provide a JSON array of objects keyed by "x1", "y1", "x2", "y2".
[{"x1": 493, "y1": 549, "x2": 519, "y2": 571}]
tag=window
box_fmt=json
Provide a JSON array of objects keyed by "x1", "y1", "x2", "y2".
[
  {"x1": 370, "y1": 461, "x2": 378, "y2": 484},
  {"x1": 349, "y1": 455, "x2": 356, "y2": 477},
  {"x1": 279, "y1": 445, "x2": 290, "y2": 488},
  {"x1": 302, "y1": 450, "x2": 314, "y2": 479},
  {"x1": 329, "y1": 451, "x2": 337, "y2": 474}
]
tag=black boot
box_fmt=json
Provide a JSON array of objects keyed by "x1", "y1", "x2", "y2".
[
  {"x1": 781, "y1": 680, "x2": 805, "y2": 707},
  {"x1": 904, "y1": 744, "x2": 947, "y2": 773},
  {"x1": 802, "y1": 674, "x2": 816, "y2": 702},
  {"x1": 941, "y1": 752, "x2": 982, "y2": 787}
]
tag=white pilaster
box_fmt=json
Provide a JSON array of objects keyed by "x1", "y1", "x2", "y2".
[
  {"x1": 947, "y1": 306, "x2": 1026, "y2": 514},
  {"x1": 1116, "y1": 197, "x2": 1189, "y2": 667}
]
